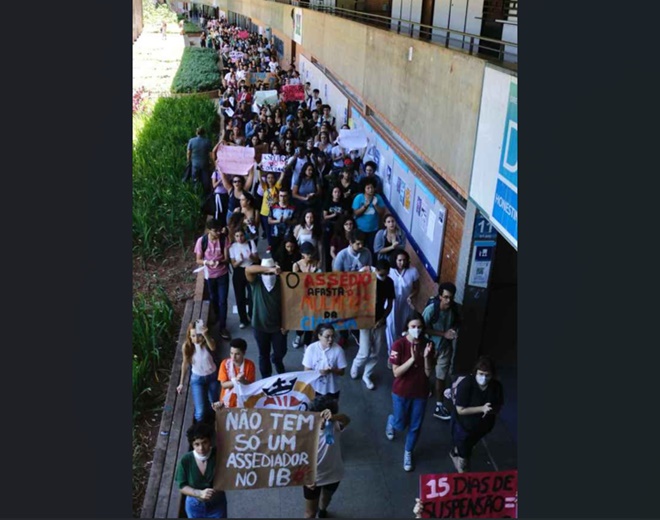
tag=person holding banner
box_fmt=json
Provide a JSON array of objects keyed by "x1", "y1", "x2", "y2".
[
  {"x1": 292, "y1": 241, "x2": 323, "y2": 350},
  {"x1": 386, "y1": 312, "x2": 436, "y2": 472},
  {"x1": 219, "y1": 170, "x2": 254, "y2": 222},
  {"x1": 245, "y1": 258, "x2": 288, "y2": 378},
  {"x1": 350, "y1": 259, "x2": 395, "y2": 390},
  {"x1": 175, "y1": 422, "x2": 228, "y2": 518},
  {"x1": 450, "y1": 355, "x2": 503, "y2": 473},
  {"x1": 214, "y1": 338, "x2": 257, "y2": 408},
  {"x1": 304, "y1": 395, "x2": 351, "y2": 519},
  {"x1": 258, "y1": 168, "x2": 286, "y2": 246},
  {"x1": 302, "y1": 323, "x2": 347, "y2": 400}
]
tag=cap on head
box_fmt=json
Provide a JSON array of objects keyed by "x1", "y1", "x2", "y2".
[
  {"x1": 286, "y1": 115, "x2": 295, "y2": 122},
  {"x1": 261, "y1": 257, "x2": 276, "y2": 268}
]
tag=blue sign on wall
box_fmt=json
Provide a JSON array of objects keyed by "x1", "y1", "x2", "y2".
[
  {"x1": 474, "y1": 213, "x2": 498, "y2": 241},
  {"x1": 498, "y1": 82, "x2": 517, "y2": 187},
  {"x1": 492, "y1": 179, "x2": 518, "y2": 242}
]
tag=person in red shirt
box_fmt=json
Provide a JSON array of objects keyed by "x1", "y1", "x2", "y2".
[{"x1": 385, "y1": 312, "x2": 435, "y2": 472}]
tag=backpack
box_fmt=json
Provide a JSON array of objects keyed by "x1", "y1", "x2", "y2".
[
  {"x1": 424, "y1": 295, "x2": 441, "y2": 325},
  {"x1": 201, "y1": 232, "x2": 227, "y2": 256}
]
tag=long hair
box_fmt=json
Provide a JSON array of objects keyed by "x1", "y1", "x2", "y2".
[
  {"x1": 299, "y1": 208, "x2": 322, "y2": 239},
  {"x1": 182, "y1": 321, "x2": 211, "y2": 364}
]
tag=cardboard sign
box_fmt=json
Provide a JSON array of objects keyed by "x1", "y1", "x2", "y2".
[
  {"x1": 281, "y1": 84, "x2": 305, "y2": 102},
  {"x1": 214, "y1": 408, "x2": 320, "y2": 491},
  {"x1": 418, "y1": 470, "x2": 518, "y2": 518},
  {"x1": 260, "y1": 153, "x2": 288, "y2": 173},
  {"x1": 216, "y1": 145, "x2": 255, "y2": 175},
  {"x1": 337, "y1": 128, "x2": 368, "y2": 151},
  {"x1": 280, "y1": 272, "x2": 376, "y2": 331},
  {"x1": 254, "y1": 89, "x2": 279, "y2": 107}
]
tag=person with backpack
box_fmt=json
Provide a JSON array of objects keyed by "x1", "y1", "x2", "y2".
[
  {"x1": 422, "y1": 282, "x2": 461, "y2": 421},
  {"x1": 449, "y1": 355, "x2": 503, "y2": 473},
  {"x1": 194, "y1": 219, "x2": 232, "y2": 340}
]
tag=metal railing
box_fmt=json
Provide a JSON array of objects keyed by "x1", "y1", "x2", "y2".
[{"x1": 273, "y1": 0, "x2": 517, "y2": 66}]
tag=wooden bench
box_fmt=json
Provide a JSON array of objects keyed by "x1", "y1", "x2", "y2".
[{"x1": 141, "y1": 269, "x2": 209, "y2": 518}]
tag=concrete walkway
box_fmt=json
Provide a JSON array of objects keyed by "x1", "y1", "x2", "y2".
[{"x1": 209, "y1": 237, "x2": 517, "y2": 518}]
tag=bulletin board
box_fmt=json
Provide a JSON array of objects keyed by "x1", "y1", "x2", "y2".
[
  {"x1": 350, "y1": 109, "x2": 446, "y2": 279},
  {"x1": 298, "y1": 55, "x2": 348, "y2": 126},
  {"x1": 410, "y1": 179, "x2": 447, "y2": 278}
]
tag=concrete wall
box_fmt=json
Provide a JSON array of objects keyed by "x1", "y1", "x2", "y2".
[
  {"x1": 133, "y1": 0, "x2": 144, "y2": 42},
  {"x1": 203, "y1": 0, "x2": 486, "y2": 197}
]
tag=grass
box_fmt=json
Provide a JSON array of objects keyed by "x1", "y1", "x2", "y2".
[
  {"x1": 132, "y1": 95, "x2": 218, "y2": 261},
  {"x1": 171, "y1": 47, "x2": 221, "y2": 94}
]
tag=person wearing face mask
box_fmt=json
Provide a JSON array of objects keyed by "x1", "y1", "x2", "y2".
[
  {"x1": 177, "y1": 320, "x2": 219, "y2": 425},
  {"x1": 385, "y1": 312, "x2": 435, "y2": 472},
  {"x1": 245, "y1": 258, "x2": 288, "y2": 378},
  {"x1": 450, "y1": 355, "x2": 503, "y2": 473},
  {"x1": 175, "y1": 421, "x2": 228, "y2": 518},
  {"x1": 349, "y1": 259, "x2": 395, "y2": 390},
  {"x1": 302, "y1": 323, "x2": 347, "y2": 400}
]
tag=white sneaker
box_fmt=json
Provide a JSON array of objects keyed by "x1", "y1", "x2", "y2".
[
  {"x1": 362, "y1": 376, "x2": 375, "y2": 390},
  {"x1": 350, "y1": 365, "x2": 359, "y2": 379},
  {"x1": 404, "y1": 451, "x2": 413, "y2": 472}
]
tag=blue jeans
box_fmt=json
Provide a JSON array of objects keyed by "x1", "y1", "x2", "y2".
[
  {"x1": 190, "y1": 373, "x2": 220, "y2": 422},
  {"x1": 207, "y1": 273, "x2": 229, "y2": 329},
  {"x1": 185, "y1": 492, "x2": 227, "y2": 518},
  {"x1": 388, "y1": 393, "x2": 428, "y2": 452},
  {"x1": 253, "y1": 328, "x2": 287, "y2": 378}
]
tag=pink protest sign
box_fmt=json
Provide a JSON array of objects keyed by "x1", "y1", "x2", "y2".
[
  {"x1": 237, "y1": 30, "x2": 249, "y2": 39},
  {"x1": 281, "y1": 84, "x2": 305, "y2": 102},
  {"x1": 216, "y1": 145, "x2": 255, "y2": 176}
]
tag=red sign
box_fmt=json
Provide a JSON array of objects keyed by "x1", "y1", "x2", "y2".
[
  {"x1": 418, "y1": 470, "x2": 517, "y2": 518},
  {"x1": 281, "y1": 84, "x2": 305, "y2": 102}
]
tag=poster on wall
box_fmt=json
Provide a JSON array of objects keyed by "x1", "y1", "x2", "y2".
[
  {"x1": 409, "y1": 179, "x2": 446, "y2": 280},
  {"x1": 468, "y1": 240, "x2": 496, "y2": 288},
  {"x1": 293, "y1": 8, "x2": 303, "y2": 45},
  {"x1": 469, "y1": 66, "x2": 518, "y2": 250},
  {"x1": 390, "y1": 156, "x2": 415, "y2": 231},
  {"x1": 297, "y1": 55, "x2": 348, "y2": 125}
]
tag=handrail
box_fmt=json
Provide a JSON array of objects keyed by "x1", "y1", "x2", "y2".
[{"x1": 272, "y1": 0, "x2": 517, "y2": 65}]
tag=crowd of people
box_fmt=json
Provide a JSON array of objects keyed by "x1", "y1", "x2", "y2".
[{"x1": 176, "y1": 16, "x2": 505, "y2": 518}]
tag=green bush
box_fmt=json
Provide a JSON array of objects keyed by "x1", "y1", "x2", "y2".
[
  {"x1": 171, "y1": 47, "x2": 221, "y2": 94},
  {"x1": 132, "y1": 95, "x2": 218, "y2": 260},
  {"x1": 183, "y1": 21, "x2": 203, "y2": 34},
  {"x1": 132, "y1": 288, "x2": 175, "y2": 421}
]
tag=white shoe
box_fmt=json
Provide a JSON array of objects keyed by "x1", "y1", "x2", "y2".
[
  {"x1": 404, "y1": 451, "x2": 413, "y2": 472},
  {"x1": 362, "y1": 376, "x2": 375, "y2": 390},
  {"x1": 350, "y1": 365, "x2": 359, "y2": 379}
]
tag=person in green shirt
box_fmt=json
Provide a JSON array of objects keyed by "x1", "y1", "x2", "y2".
[
  {"x1": 175, "y1": 421, "x2": 228, "y2": 518},
  {"x1": 422, "y1": 282, "x2": 461, "y2": 421}
]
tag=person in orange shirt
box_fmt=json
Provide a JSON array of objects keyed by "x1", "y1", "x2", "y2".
[{"x1": 213, "y1": 338, "x2": 256, "y2": 408}]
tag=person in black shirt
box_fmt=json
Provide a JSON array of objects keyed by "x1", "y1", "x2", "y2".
[
  {"x1": 349, "y1": 259, "x2": 395, "y2": 390},
  {"x1": 450, "y1": 355, "x2": 504, "y2": 473}
]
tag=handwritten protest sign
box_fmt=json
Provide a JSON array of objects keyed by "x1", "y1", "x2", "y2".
[
  {"x1": 214, "y1": 408, "x2": 320, "y2": 491},
  {"x1": 237, "y1": 30, "x2": 250, "y2": 39},
  {"x1": 281, "y1": 272, "x2": 376, "y2": 331},
  {"x1": 418, "y1": 470, "x2": 518, "y2": 518},
  {"x1": 260, "y1": 153, "x2": 288, "y2": 173},
  {"x1": 246, "y1": 72, "x2": 277, "y2": 88},
  {"x1": 216, "y1": 145, "x2": 255, "y2": 176},
  {"x1": 281, "y1": 84, "x2": 305, "y2": 102},
  {"x1": 229, "y1": 50, "x2": 244, "y2": 62},
  {"x1": 254, "y1": 89, "x2": 279, "y2": 107},
  {"x1": 337, "y1": 128, "x2": 368, "y2": 151}
]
